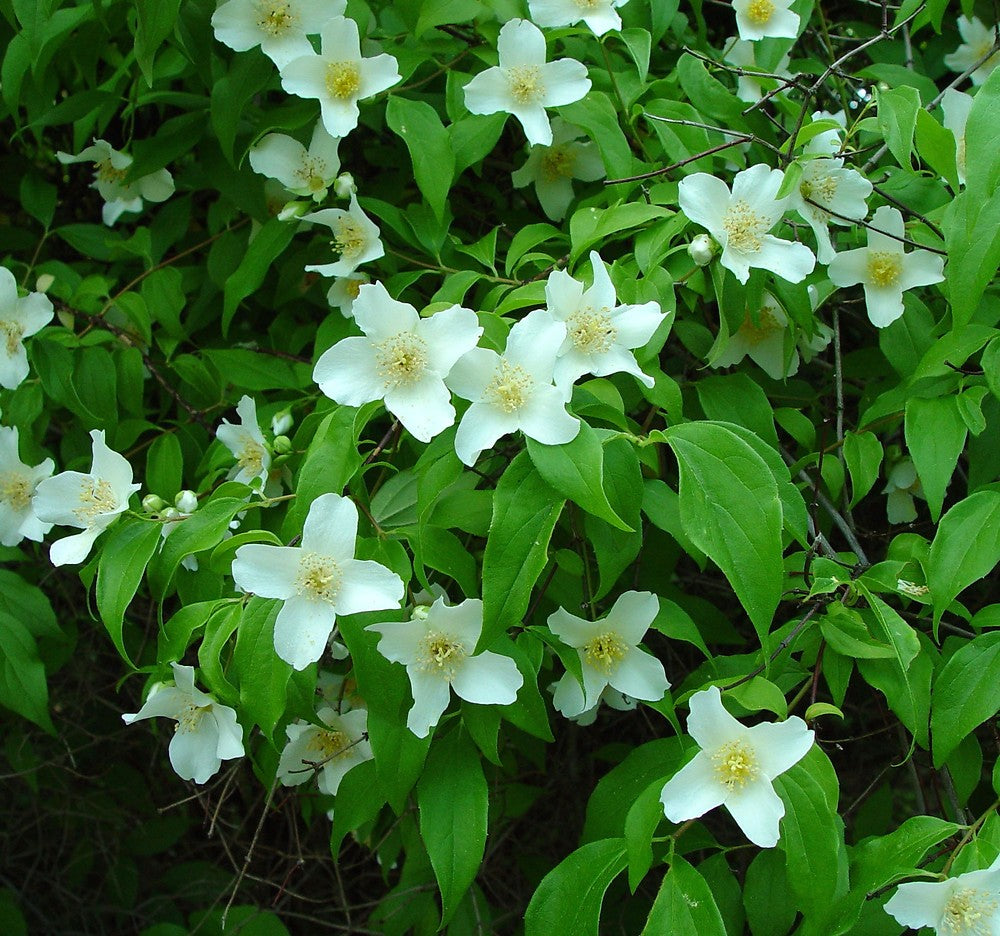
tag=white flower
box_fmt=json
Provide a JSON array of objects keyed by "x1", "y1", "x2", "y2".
[
  {"x1": 122, "y1": 663, "x2": 245, "y2": 784},
  {"x1": 313, "y1": 282, "x2": 483, "y2": 443},
  {"x1": 249, "y1": 123, "x2": 341, "y2": 201},
  {"x1": 511, "y1": 118, "x2": 605, "y2": 221},
  {"x1": 32, "y1": 429, "x2": 139, "y2": 566},
  {"x1": 56, "y1": 139, "x2": 174, "y2": 226},
  {"x1": 447, "y1": 309, "x2": 580, "y2": 466},
  {"x1": 0, "y1": 267, "x2": 53, "y2": 390},
  {"x1": 941, "y1": 88, "x2": 973, "y2": 186},
  {"x1": 0, "y1": 426, "x2": 54, "y2": 547},
  {"x1": 884, "y1": 854, "x2": 1000, "y2": 934},
  {"x1": 302, "y1": 194, "x2": 383, "y2": 277},
  {"x1": 211, "y1": 0, "x2": 344, "y2": 69},
  {"x1": 527, "y1": 0, "x2": 629, "y2": 36},
  {"x1": 231, "y1": 492, "x2": 404, "y2": 670},
  {"x1": 827, "y1": 206, "x2": 945, "y2": 328},
  {"x1": 659, "y1": 685, "x2": 814, "y2": 848},
  {"x1": 216, "y1": 395, "x2": 271, "y2": 489},
  {"x1": 367, "y1": 597, "x2": 524, "y2": 738},
  {"x1": 277, "y1": 706, "x2": 372, "y2": 794},
  {"x1": 327, "y1": 273, "x2": 369, "y2": 316},
  {"x1": 548, "y1": 590, "x2": 669, "y2": 717},
  {"x1": 723, "y1": 37, "x2": 791, "y2": 103},
  {"x1": 280, "y1": 16, "x2": 401, "y2": 138},
  {"x1": 944, "y1": 16, "x2": 1000, "y2": 86},
  {"x1": 732, "y1": 0, "x2": 799, "y2": 40},
  {"x1": 463, "y1": 18, "x2": 591, "y2": 147},
  {"x1": 712, "y1": 291, "x2": 799, "y2": 379},
  {"x1": 883, "y1": 456, "x2": 923, "y2": 523},
  {"x1": 788, "y1": 157, "x2": 872, "y2": 264},
  {"x1": 541, "y1": 251, "x2": 668, "y2": 398},
  {"x1": 678, "y1": 164, "x2": 816, "y2": 285}
]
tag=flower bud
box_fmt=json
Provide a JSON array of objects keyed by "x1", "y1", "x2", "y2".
[
  {"x1": 161, "y1": 506, "x2": 181, "y2": 520},
  {"x1": 687, "y1": 233, "x2": 717, "y2": 267},
  {"x1": 142, "y1": 493, "x2": 167, "y2": 513},
  {"x1": 272, "y1": 435, "x2": 292, "y2": 455},
  {"x1": 277, "y1": 200, "x2": 310, "y2": 221},
  {"x1": 174, "y1": 489, "x2": 198, "y2": 513},
  {"x1": 271, "y1": 411, "x2": 293, "y2": 436},
  {"x1": 333, "y1": 172, "x2": 356, "y2": 198}
]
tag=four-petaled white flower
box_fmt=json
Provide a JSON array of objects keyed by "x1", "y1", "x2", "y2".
[
  {"x1": 512, "y1": 117, "x2": 606, "y2": 221},
  {"x1": 541, "y1": 251, "x2": 668, "y2": 398},
  {"x1": 732, "y1": 0, "x2": 799, "y2": 40},
  {"x1": 277, "y1": 706, "x2": 372, "y2": 794},
  {"x1": 548, "y1": 590, "x2": 670, "y2": 718},
  {"x1": 302, "y1": 194, "x2": 383, "y2": 277},
  {"x1": 678, "y1": 164, "x2": 816, "y2": 285},
  {"x1": 659, "y1": 685, "x2": 814, "y2": 848},
  {"x1": 327, "y1": 273, "x2": 369, "y2": 317},
  {"x1": 723, "y1": 38, "x2": 792, "y2": 104},
  {"x1": 827, "y1": 206, "x2": 945, "y2": 328},
  {"x1": 944, "y1": 15, "x2": 1000, "y2": 86},
  {"x1": 884, "y1": 854, "x2": 1000, "y2": 935},
  {"x1": 463, "y1": 18, "x2": 591, "y2": 147},
  {"x1": 447, "y1": 309, "x2": 580, "y2": 466},
  {"x1": 231, "y1": 492, "x2": 404, "y2": 670},
  {"x1": 56, "y1": 139, "x2": 174, "y2": 226},
  {"x1": 211, "y1": 0, "x2": 344, "y2": 68},
  {"x1": 313, "y1": 282, "x2": 483, "y2": 443},
  {"x1": 122, "y1": 663, "x2": 245, "y2": 784},
  {"x1": 280, "y1": 16, "x2": 401, "y2": 138},
  {"x1": 0, "y1": 426, "x2": 54, "y2": 547},
  {"x1": 249, "y1": 123, "x2": 341, "y2": 202},
  {"x1": 711, "y1": 291, "x2": 799, "y2": 380},
  {"x1": 941, "y1": 88, "x2": 973, "y2": 186},
  {"x1": 32, "y1": 429, "x2": 140, "y2": 566},
  {"x1": 0, "y1": 267, "x2": 53, "y2": 390},
  {"x1": 367, "y1": 597, "x2": 524, "y2": 738},
  {"x1": 216, "y1": 395, "x2": 271, "y2": 490},
  {"x1": 527, "y1": 0, "x2": 630, "y2": 36},
  {"x1": 788, "y1": 157, "x2": 872, "y2": 264}
]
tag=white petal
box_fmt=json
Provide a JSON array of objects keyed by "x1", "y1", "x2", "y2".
[
  {"x1": 249, "y1": 134, "x2": 309, "y2": 188},
  {"x1": 137, "y1": 169, "x2": 174, "y2": 203},
  {"x1": 301, "y1": 491, "x2": 358, "y2": 560},
  {"x1": 884, "y1": 881, "x2": 951, "y2": 930},
  {"x1": 445, "y1": 347, "x2": 500, "y2": 402},
  {"x1": 420, "y1": 305, "x2": 483, "y2": 375},
  {"x1": 866, "y1": 205, "x2": 905, "y2": 252},
  {"x1": 317, "y1": 14, "x2": 360, "y2": 60},
  {"x1": 211, "y1": 704, "x2": 246, "y2": 760},
  {"x1": 50, "y1": 527, "x2": 102, "y2": 566},
  {"x1": 122, "y1": 685, "x2": 191, "y2": 723},
  {"x1": 538, "y1": 59, "x2": 591, "y2": 107},
  {"x1": 0, "y1": 347, "x2": 29, "y2": 390},
  {"x1": 659, "y1": 752, "x2": 727, "y2": 822},
  {"x1": 16, "y1": 291, "x2": 54, "y2": 337},
  {"x1": 505, "y1": 308, "x2": 565, "y2": 381},
  {"x1": 358, "y1": 53, "x2": 402, "y2": 99},
  {"x1": 280, "y1": 53, "x2": 329, "y2": 101},
  {"x1": 463, "y1": 67, "x2": 512, "y2": 118},
  {"x1": 827, "y1": 247, "x2": 868, "y2": 288},
  {"x1": 169, "y1": 720, "x2": 222, "y2": 784},
  {"x1": 751, "y1": 718, "x2": 814, "y2": 778},
  {"x1": 544, "y1": 270, "x2": 585, "y2": 322},
  {"x1": 510, "y1": 103, "x2": 554, "y2": 147},
  {"x1": 516, "y1": 385, "x2": 580, "y2": 445},
  {"x1": 352, "y1": 282, "x2": 419, "y2": 339},
  {"x1": 724, "y1": 776, "x2": 786, "y2": 847},
  {"x1": 678, "y1": 174, "x2": 730, "y2": 238},
  {"x1": 552, "y1": 671, "x2": 587, "y2": 717},
  {"x1": 231, "y1": 544, "x2": 301, "y2": 598},
  {"x1": 336, "y1": 559, "x2": 404, "y2": 615},
  {"x1": 609, "y1": 646, "x2": 669, "y2": 701},
  {"x1": 367, "y1": 617, "x2": 425, "y2": 665},
  {"x1": 686, "y1": 686, "x2": 744, "y2": 751},
  {"x1": 89, "y1": 429, "x2": 136, "y2": 498},
  {"x1": 384, "y1": 378, "x2": 456, "y2": 443},
  {"x1": 454, "y1": 402, "x2": 518, "y2": 465},
  {"x1": 863, "y1": 284, "x2": 905, "y2": 328},
  {"x1": 498, "y1": 18, "x2": 546, "y2": 68},
  {"x1": 274, "y1": 595, "x2": 334, "y2": 670},
  {"x1": 898, "y1": 251, "x2": 945, "y2": 291},
  {"x1": 611, "y1": 301, "x2": 665, "y2": 349},
  {"x1": 547, "y1": 606, "x2": 596, "y2": 648},
  {"x1": 405, "y1": 668, "x2": 452, "y2": 737},
  {"x1": 604, "y1": 590, "x2": 659, "y2": 644},
  {"x1": 313, "y1": 337, "x2": 385, "y2": 405},
  {"x1": 753, "y1": 236, "x2": 816, "y2": 284},
  {"x1": 451, "y1": 651, "x2": 523, "y2": 705}
]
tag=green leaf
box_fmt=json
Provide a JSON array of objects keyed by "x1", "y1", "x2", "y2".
[
  {"x1": 640, "y1": 856, "x2": 727, "y2": 936},
  {"x1": 559, "y1": 91, "x2": 634, "y2": 179},
  {"x1": 0, "y1": 613, "x2": 54, "y2": 733},
  {"x1": 904, "y1": 395, "x2": 967, "y2": 522},
  {"x1": 819, "y1": 605, "x2": 895, "y2": 660},
  {"x1": 624, "y1": 780, "x2": 666, "y2": 892},
  {"x1": 417, "y1": 729, "x2": 488, "y2": 927},
  {"x1": 661, "y1": 422, "x2": 784, "y2": 642},
  {"x1": 843, "y1": 430, "x2": 883, "y2": 507},
  {"x1": 620, "y1": 28, "x2": 652, "y2": 82},
  {"x1": 415, "y1": 0, "x2": 483, "y2": 35},
  {"x1": 877, "y1": 85, "x2": 920, "y2": 168},
  {"x1": 231, "y1": 597, "x2": 291, "y2": 739},
  {"x1": 743, "y1": 849, "x2": 797, "y2": 936},
  {"x1": 527, "y1": 424, "x2": 630, "y2": 530},
  {"x1": 677, "y1": 53, "x2": 746, "y2": 124},
  {"x1": 134, "y1": 0, "x2": 181, "y2": 86},
  {"x1": 964, "y1": 65, "x2": 1000, "y2": 198},
  {"x1": 696, "y1": 373, "x2": 779, "y2": 451},
  {"x1": 386, "y1": 96, "x2": 455, "y2": 223},
  {"x1": 984, "y1": 338, "x2": 1000, "y2": 403},
  {"x1": 481, "y1": 452, "x2": 564, "y2": 649},
  {"x1": 145, "y1": 432, "x2": 184, "y2": 498},
  {"x1": 223, "y1": 220, "x2": 297, "y2": 333},
  {"x1": 928, "y1": 490, "x2": 1000, "y2": 629},
  {"x1": 931, "y1": 630, "x2": 1000, "y2": 765},
  {"x1": 944, "y1": 188, "x2": 1000, "y2": 329},
  {"x1": 915, "y1": 108, "x2": 959, "y2": 192},
  {"x1": 524, "y1": 838, "x2": 628, "y2": 936},
  {"x1": 96, "y1": 518, "x2": 163, "y2": 667},
  {"x1": 569, "y1": 202, "x2": 669, "y2": 263},
  {"x1": 197, "y1": 602, "x2": 242, "y2": 704}
]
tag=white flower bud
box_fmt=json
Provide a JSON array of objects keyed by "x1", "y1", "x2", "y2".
[
  {"x1": 142, "y1": 493, "x2": 167, "y2": 513},
  {"x1": 333, "y1": 172, "x2": 356, "y2": 198},
  {"x1": 271, "y1": 411, "x2": 293, "y2": 436},
  {"x1": 161, "y1": 506, "x2": 181, "y2": 520},
  {"x1": 687, "y1": 233, "x2": 718, "y2": 267},
  {"x1": 174, "y1": 489, "x2": 198, "y2": 513}
]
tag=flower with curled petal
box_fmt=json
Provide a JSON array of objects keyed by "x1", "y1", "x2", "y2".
[
  {"x1": 788, "y1": 156, "x2": 872, "y2": 264},
  {"x1": 231, "y1": 492, "x2": 404, "y2": 670},
  {"x1": 249, "y1": 123, "x2": 341, "y2": 201},
  {"x1": 463, "y1": 18, "x2": 591, "y2": 147},
  {"x1": 659, "y1": 686, "x2": 814, "y2": 848},
  {"x1": 367, "y1": 597, "x2": 524, "y2": 738},
  {"x1": 302, "y1": 195, "x2": 383, "y2": 278},
  {"x1": 216, "y1": 395, "x2": 271, "y2": 490},
  {"x1": 0, "y1": 426, "x2": 54, "y2": 547},
  {"x1": 211, "y1": 0, "x2": 344, "y2": 68},
  {"x1": 944, "y1": 15, "x2": 1000, "y2": 86},
  {"x1": 122, "y1": 663, "x2": 245, "y2": 784},
  {"x1": 277, "y1": 706, "x2": 372, "y2": 795},
  {"x1": 527, "y1": 0, "x2": 630, "y2": 36},
  {"x1": 0, "y1": 267, "x2": 52, "y2": 390}
]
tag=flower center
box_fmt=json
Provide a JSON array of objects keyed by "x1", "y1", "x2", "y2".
[
  {"x1": 567, "y1": 305, "x2": 617, "y2": 354},
  {"x1": 866, "y1": 250, "x2": 902, "y2": 288},
  {"x1": 295, "y1": 156, "x2": 329, "y2": 193},
  {"x1": 583, "y1": 631, "x2": 627, "y2": 675},
  {"x1": 746, "y1": 0, "x2": 776, "y2": 25},
  {"x1": 95, "y1": 159, "x2": 128, "y2": 184},
  {"x1": 326, "y1": 61, "x2": 361, "y2": 100},
  {"x1": 374, "y1": 331, "x2": 429, "y2": 389},
  {"x1": 333, "y1": 218, "x2": 366, "y2": 259},
  {"x1": 484, "y1": 360, "x2": 533, "y2": 413},
  {"x1": 712, "y1": 738, "x2": 759, "y2": 790},
  {"x1": 237, "y1": 437, "x2": 267, "y2": 477},
  {"x1": 741, "y1": 305, "x2": 781, "y2": 345},
  {"x1": 295, "y1": 552, "x2": 342, "y2": 603},
  {"x1": 256, "y1": 0, "x2": 297, "y2": 35},
  {"x1": 74, "y1": 477, "x2": 118, "y2": 524},
  {"x1": 722, "y1": 199, "x2": 769, "y2": 253},
  {"x1": 346, "y1": 278, "x2": 363, "y2": 299},
  {"x1": 897, "y1": 579, "x2": 930, "y2": 598},
  {"x1": 0, "y1": 320, "x2": 25, "y2": 356},
  {"x1": 540, "y1": 146, "x2": 575, "y2": 181},
  {"x1": 418, "y1": 631, "x2": 466, "y2": 678},
  {"x1": 799, "y1": 170, "x2": 838, "y2": 211},
  {"x1": 940, "y1": 887, "x2": 998, "y2": 935},
  {"x1": 0, "y1": 471, "x2": 31, "y2": 510},
  {"x1": 507, "y1": 65, "x2": 544, "y2": 105},
  {"x1": 307, "y1": 728, "x2": 351, "y2": 761},
  {"x1": 175, "y1": 703, "x2": 206, "y2": 733},
  {"x1": 574, "y1": 0, "x2": 601, "y2": 8}
]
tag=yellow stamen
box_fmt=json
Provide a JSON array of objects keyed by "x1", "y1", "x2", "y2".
[
  {"x1": 295, "y1": 552, "x2": 342, "y2": 603},
  {"x1": 307, "y1": 728, "x2": 351, "y2": 761},
  {"x1": 507, "y1": 65, "x2": 543, "y2": 105},
  {"x1": 712, "y1": 739, "x2": 759, "y2": 790},
  {"x1": 333, "y1": 218, "x2": 366, "y2": 259},
  {"x1": 326, "y1": 62, "x2": 361, "y2": 100},
  {"x1": 540, "y1": 146, "x2": 575, "y2": 181},
  {"x1": 741, "y1": 305, "x2": 781, "y2": 345},
  {"x1": 374, "y1": 332, "x2": 429, "y2": 389},
  {"x1": 74, "y1": 477, "x2": 117, "y2": 524},
  {"x1": 566, "y1": 305, "x2": 617, "y2": 354},
  {"x1": 722, "y1": 199, "x2": 769, "y2": 253},
  {"x1": 484, "y1": 360, "x2": 533, "y2": 413},
  {"x1": 867, "y1": 250, "x2": 902, "y2": 287},
  {"x1": 940, "y1": 887, "x2": 997, "y2": 935},
  {"x1": 0, "y1": 320, "x2": 25, "y2": 356},
  {"x1": 418, "y1": 632, "x2": 466, "y2": 678},
  {"x1": 746, "y1": 0, "x2": 775, "y2": 25},
  {"x1": 0, "y1": 472, "x2": 31, "y2": 511},
  {"x1": 256, "y1": 0, "x2": 297, "y2": 36},
  {"x1": 583, "y1": 632, "x2": 627, "y2": 675}
]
